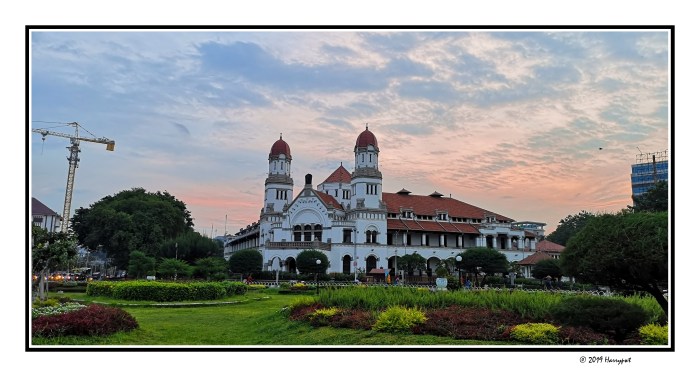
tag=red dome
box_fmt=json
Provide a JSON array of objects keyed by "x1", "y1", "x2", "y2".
[
  {"x1": 355, "y1": 126, "x2": 378, "y2": 149},
  {"x1": 269, "y1": 135, "x2": 291, "y2": 158}
]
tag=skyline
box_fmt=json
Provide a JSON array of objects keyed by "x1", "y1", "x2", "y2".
[{"x1": 29, "y1": 28, "x2": 670, "y2": 238}]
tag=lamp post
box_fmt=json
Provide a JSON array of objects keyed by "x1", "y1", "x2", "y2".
[
  {"x1": 455, "y1": 255, "x2": 463, "y2": 288},
  {"x1": 315, "y1": 259, "x2": 321, "y2": 295}
]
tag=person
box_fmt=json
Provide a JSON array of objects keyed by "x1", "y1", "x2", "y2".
[
  {"x1": 544, "y1": 275, "x2": 552, "y2": 290},
  {"x1": 393, "y1": 275, "x2": 400, "y2": 285},
  {"x1": 246, "y1": 274, "x2": 253, "y2": 284},
  {"x1": 465, "y1": 278, "x2": 472, "y2": 289}
]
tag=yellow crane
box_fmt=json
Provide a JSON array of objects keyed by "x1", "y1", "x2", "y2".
[{"x1": 32, "y1": 122, "x2": 115, "y2": 233}]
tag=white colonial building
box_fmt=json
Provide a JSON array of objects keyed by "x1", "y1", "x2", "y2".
[{"x1": 225, "y1": 127, "x2": 546, "y2": 277}]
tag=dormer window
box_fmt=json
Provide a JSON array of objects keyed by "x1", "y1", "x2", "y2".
[
  {"x1": 437, "y1": 212, "x2": 448, "y2": 221},
  {"x1": 401, "y1": 210, "x2": 414, "y2": 219}
]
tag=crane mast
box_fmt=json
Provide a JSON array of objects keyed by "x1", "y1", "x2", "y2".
[{"x1": 32, "y1": 122, "x2": 115, "y2": 233}]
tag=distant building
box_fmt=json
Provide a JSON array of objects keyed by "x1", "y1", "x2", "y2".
[
  {"x1": 225, "y1": 127, "x2": 548, "y2": 277},
  {"x1": 31, "y1": 197, "x2": 61, "y2": 233},
  {"x1": 631, "y1": 150, "x2": 668, "y2": 199}
]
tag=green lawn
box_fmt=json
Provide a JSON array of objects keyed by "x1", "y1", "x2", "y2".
[{"x1": 31, "y1": 290, "x2": 510, "y2": 346}]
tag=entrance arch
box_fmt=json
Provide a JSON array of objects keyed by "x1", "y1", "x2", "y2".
[
  {"x1": 285, "y1": 257, "x2": 297, "y2": 273},
  {"x1": 365, "y1": 255, "x2": 377, "y2": 272}
]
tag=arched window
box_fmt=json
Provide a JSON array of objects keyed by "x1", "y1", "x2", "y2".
[
  {"x1": 293, "y1": 225, "x2": 302, "y2": 242},
  {"x1": 314, "y1": 224, "x2": 322, "y2": 241},
  {"x1": 365, "y1": 230, "x2": 371, "y2": 243},
  {"x1": 304, "y1": 225, "x2": 312, "y2": 241}
]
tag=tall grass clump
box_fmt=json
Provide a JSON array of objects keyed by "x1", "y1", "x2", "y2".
[{"x1": 372, "y1": 306, "x2": 426, "y2": 333}]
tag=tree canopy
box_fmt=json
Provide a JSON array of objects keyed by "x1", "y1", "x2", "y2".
[
  {"x1": 127, "y1": 250, "x2": 156, "y2": 279},
  {"x1": 158, "y1": 232, "x2": 223, "y2": 263},
  {"x1": 228, "y1": 248, "x2": 263, "y2": 275},
  {"x1": 531, "y1": 258, "x2": 562, "y2": 280},
  {"x1": 397, "y1": 252, "x2": 427, "y2": 276},
  {"x1": 631, "y1": 180, "x2": 668, "y2": 212},
  {"x1": 455, "y1": 247, "x2": 509, "y2": 276},
  {"x1": 296, "y1": 249, "x2": 329, "y2": 274},
  {"x1": 32, "y1": 226, "x2": 78, "y2": 301},
  {"x1": 545, "y1": 210, "x2": 595, "y2": 246},
  {"x1": 157, "y1": 258, "x2": 192, "y2": 280},
  {"x1": 561, "y1": 211, "x2": 668, "y2": 315},
  {"x1": 71, "y1": 188, "x2": 194, "y2": 269}
]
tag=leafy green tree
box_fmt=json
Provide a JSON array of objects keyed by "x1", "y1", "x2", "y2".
[
  {"x1": 561, "y1": 211, "x2": 668, "y2": 315},
  {"x1": 455, "y1": 247, "x2": 508, "y2": 287},
  {"x1": 159, "y1": 232, "x2": 223, "y2": 263},
  {"x1": 508, "y1": 261, "x2": 522, "y2": 276},
  {"x1": 531, "y1": 259, "x2": 562, "y2": 280},
  {"x1": 71, "y1": 188, "x2": 194, "y2": 269},
  {"x1": 397, "y1": 252, "x2": 427, "y2": 276},
  {"x1": 157, "y1": 258, "x2": 193, "y2": 280},
  {"x1": 195, "y1": 257, "x2": 229, "y2": 280},
  {"x1": 631, "y1": 181, "x2": 668, "y2": 212},
  {"x1": 127, "y1": 250, "x2": 156, "y2": 279},
  {"x1": 296, "y1": 249, "x2": 329, "y2": 274},
  {"x1": 228, "y1": 248, "x2": 263, "y2": 275},
  {"x1": 32, "y1": 226, "x2": 78, "y2": 301},
  {"x1": 546, "y1": 210, "x2": 594, "y2": 246}
]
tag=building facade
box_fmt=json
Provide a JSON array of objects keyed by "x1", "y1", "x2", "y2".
[
  {"x1": 31, "y1": 197, "x2": 61, "y2": 233},
  {"x1": 225, "y1": 127, "x2": 546, "y2": 277},
  {"x1": 631, "y1": 150, "x2": 668, "y2": 197}
]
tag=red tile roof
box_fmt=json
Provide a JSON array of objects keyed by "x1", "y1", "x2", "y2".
[
  {"x1": 387, "y1": 218, "x2": 480, "y2": 234},
  {"x1": 383, "y1": 192, "x2": 513, "y2": 222},
  {"x1": 32, "y1": 197, "x2": 59, "y2": 217},
  {"x1": 322, "y1": 164, "x2": 351, "y2": 184},
  {"x1": 313, "y1": 190, "x2": 343, "y2": 210},
  {"x1": 536, "y1": 240, "x2": 565, "y2": 253},
  {"x1": 518, "y1": 252, "x2": 553, "y2": 265}
]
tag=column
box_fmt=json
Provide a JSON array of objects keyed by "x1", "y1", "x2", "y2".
[
  {"x1": 518, "y1": 237, "x2": 524, "y2": 250},
  {"x1": 421, "y1": 234, "x2": 426, "y2": 246},
  {"x1": 440, "y1": 234, "x2": 445, "y2": 247},
  {"x1": 458, "y1": 235, "x2": 463, "y2": 248}
]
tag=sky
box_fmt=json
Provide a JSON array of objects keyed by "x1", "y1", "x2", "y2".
[{"x1": 29, "y1": 29, "x2": 670, "y2": 237}]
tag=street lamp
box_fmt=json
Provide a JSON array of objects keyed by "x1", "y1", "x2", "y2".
[
  {"x1": 315, "y1": 259, "x2": 321, "y2": 295},
  {"x1": 455, "y1": 255, "x2": 463, "y2": 287}
]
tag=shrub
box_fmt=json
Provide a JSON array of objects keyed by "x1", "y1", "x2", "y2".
[
  {"x1": 416, "y1": 306, "x2": 526, "y2": 340},
  {"x1": 331, "y1": 309, "x2": 375, "y2": 330},
  {"x1": 509, "y1": 323, "x2": 559, "y2": 345},
  {"x1": 446, "y1": 276, "x2": 461, "y2": 291},
  {"x1": 32, "y1": 302, "x2": 86, "y2": 319},
  {"x1": 551, "y1": 296, "x2": 647, "y2": 343},
  {"x1": 33, "y1": 298, "x2": 60, "y2": 308},
  {"x1": 309, "y1": 307, "x2": 340, "y2": 326},
  {"x1": 372, "y1": 306, "x2": 426, "y2": 333},
  {"x1": 87, "y1": 281, "x2": 246, "y2": 301},
  {"x1": 638, "y1": 324, "x2": 668, "y2": 345},
  {"x1": 32, "y1": 304, "x2": 138, "y2": 337},
  {"x1": 558, "y1": 326, "x2": 610, "y2": 345}
]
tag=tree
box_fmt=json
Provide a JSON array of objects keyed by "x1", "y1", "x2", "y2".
[
  {"x1": 127, "y1": 250, "x2": 156, "y2": 279},
  {"x1": 195, "y1": 257, "x2": 228, "y2": 280},
  {"x1": 228, "y1": 248, "x2": 263, "y2": 275},
  {"x1": 157, "y1": 258, "x2": 193, "y2": 280},
  {"x1": 455, "y1": 247, "x2": 508, "y2": 287},
  {"x1": 32, "y1": 226, "x2": 77, "y2": 301},
  {"x1": 397, "y1": 252, "x2": 427, "y2": 276},
  {"x1": 158, "y1": 232, "x2": 223, "y2": 263},
  {"x1": 71, "y1": 188, "x2": 194, "y2": 269},
  {"x1": 295, "y1": 249, "x2": 329, "y2": 274},
  {"x1": 631, "y1": 181, "x2": 668, "y2": 212},
  {"x1": 531, "y1": 259, "x2": 562, "y2": 280},
  {"x1": 561, "y1": 211, "x2": 668, "y2": 316},
  {"x1": 546, "y1": 210, "x2": 595, "y2": 246}
]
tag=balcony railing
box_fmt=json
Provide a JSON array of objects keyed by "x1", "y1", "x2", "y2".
[{"x1": 266, "y1": 240, "x2": 331, "y2": 251}]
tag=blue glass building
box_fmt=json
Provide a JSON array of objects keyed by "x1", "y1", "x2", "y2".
[{"x1": 631, "y1": 150, "x2": 668, "y2": 197}]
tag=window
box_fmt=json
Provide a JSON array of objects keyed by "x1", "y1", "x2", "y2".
[
  {"x1": 343, "y1": 190, "x2": 350, "y2": 199},
  {"x1": 437, "y1": 213, "x2": 448, "y2": 221},
  {"x1": 343, "y1": 229, "x2": 352, "y2": 243},
  {"x1": 335, "y1": 189, "x2": 338, "y2": 197},
  {"x1": 365, "y1": 184, "x2": 377, "y2": 195},
  {"x1": 314, "y1": 224, "x2": 322, "y2": 241},
  {"x1": 276, "y1": 189, "x2": 288, "y2": 200},
  {"x1": 365, "y1": 230, "x2": 378, "y2": 243},
  {"x1": 304, "y1": 225, "x2": 312, "y2": 241},
  {"x1": 401, "y1": 210, "x2": 414, "y2": 219},
  {"x1": 293, "y1": 225, "x2": 302, "y2": 241}
]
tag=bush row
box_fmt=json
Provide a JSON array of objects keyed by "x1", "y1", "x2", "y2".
[{"x1": 86, "y1": 281, "x2": 248, "y2": 301}]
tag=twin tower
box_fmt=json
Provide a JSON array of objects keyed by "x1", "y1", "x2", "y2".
[{"x1": 263, "y1": 125, "x2": 384, "y2": 216}]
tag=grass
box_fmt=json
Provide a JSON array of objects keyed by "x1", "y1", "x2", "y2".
[{"x1": 31, "y1": 290, "x2": 509, "y2": 346}]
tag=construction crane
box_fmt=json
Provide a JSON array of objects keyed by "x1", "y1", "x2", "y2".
[{"x1": 32, "y1": 122, "x2": 115, "y2": 233}]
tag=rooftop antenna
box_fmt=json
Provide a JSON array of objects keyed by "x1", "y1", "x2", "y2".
[{"x1": 636, "y1": 146, "x2": 643, "y2": 154}]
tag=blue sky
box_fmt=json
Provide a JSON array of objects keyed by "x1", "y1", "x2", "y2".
[{"x1": 30, "y1": 29, "x2": 670, "y2": 236}]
